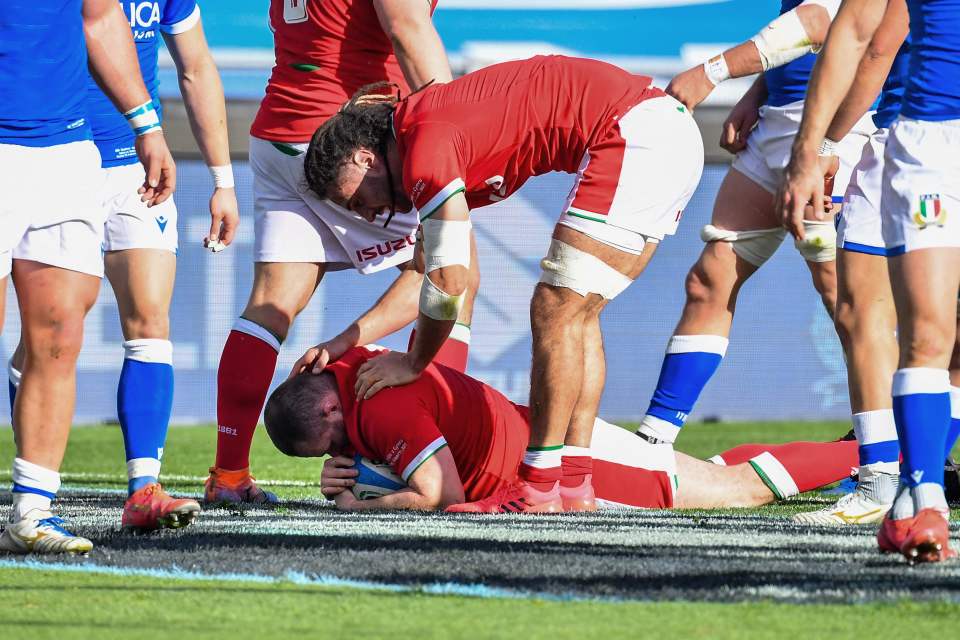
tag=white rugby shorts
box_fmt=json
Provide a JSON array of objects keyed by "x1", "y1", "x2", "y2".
[
  {"x1": 591, "y1": 417, "x2": 678, "y2": 509},
  {"x1": 881, "y1": 117, "x2": 960, "y2": 254},
  {"x1": 0, "y1": 140, "x2": 105, "y2": 279},
  {"x1": 102, "y1": 161, "x2": 178, "y2": 254},
  {"x1": 837, "y1": 128, "x2": 888, "y2": 256},
  {"x1": 249, "y1": 136, "x2": 417, "y2": 274},
  {"x1": 558, "y1": 95, "x2": 704, "y2": 255}
]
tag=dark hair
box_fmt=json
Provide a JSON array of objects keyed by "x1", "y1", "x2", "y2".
[
  {"x1": 263, "y1": 372, "x2": 338, "y2": 457},
  {"x1": 303, "y1": 82, "x2": 399, "y2": 199}
]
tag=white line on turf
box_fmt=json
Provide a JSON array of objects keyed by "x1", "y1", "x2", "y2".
[{"x1": 0, "y1": 471, "x2": 315, "y2": 488}]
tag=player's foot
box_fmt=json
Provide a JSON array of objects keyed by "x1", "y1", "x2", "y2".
[
  {"x1": 0, "y1": 510, "x2": 93, "y2": 555},
  {"x1": 560, "y1": 475, "x2": 597, "y2": 512},
  {"x1": 877, "y1": 511, "x2": 915, "y2": 555},
  {"x1": 445, "y1": 479, "x2": 563, "y2": 514},
  {"x1": 792, "y1": 491, "x2": 890, "y2": 525},
  {"x1": 122, "y1": 483, "x2": 201, "y2": 531},
  {"x1": 204, "y1": 466, "x2": 278, "y2": 505},
  {"x1": 900, "y1": 508, "x2": 955, "y2": 564}
]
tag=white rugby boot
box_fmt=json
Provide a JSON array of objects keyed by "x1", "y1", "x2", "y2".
[
  {"x1": 793, "y1": 490, "x2": 891, "y2": 525},
  {"x1": 0, "y1": 509, "x2": 93, "y2": 555}
]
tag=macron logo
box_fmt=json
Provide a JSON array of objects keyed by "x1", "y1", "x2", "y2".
[
  {"x1": 156, "y1": 215, "x2": 168, "y2": 233},
  {"x1": 911, "y1": 470, "x2": 924, "y2": 485}
]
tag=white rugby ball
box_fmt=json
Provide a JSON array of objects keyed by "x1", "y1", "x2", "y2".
[{"x1": 351, "y1": 455, "x2": 406, "y2": 500}]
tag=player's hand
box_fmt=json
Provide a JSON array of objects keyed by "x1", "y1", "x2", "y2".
[
  {"x1": 333, "y1": 488, "x2": 360, "y2": 511},
  {"x1": 320, "y1": 455, "x2": 358, "y2": 499},
  {"x1": 777, "y1": 152, "x2": 837, "y2": 240},
  {"x1": 204, "y1": 187, "x2": 239, "y2": 253},
  {"x1": 354, "y1": 351, "x2": 421, "y2": 400},
  {"x1": 720, "y1": 97, "x2": 761, "y2": 155},
  {"x1": 135, "y1": 130, "x2": 176, "y2": 207},
  {"x1": 665, "y1": 65, "x2": 714, "y2": 112},
  {"x1": 288, "y1": 337, "x2": 351, "y2": 379}
]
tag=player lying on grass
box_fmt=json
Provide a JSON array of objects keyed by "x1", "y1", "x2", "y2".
[{"x1": 264, "y1": 346, "x2": 858, "y2": 512}]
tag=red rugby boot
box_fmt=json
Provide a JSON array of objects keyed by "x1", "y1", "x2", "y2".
[
  {"x1": 560, "y1": 474, "x2": 597, "y2": 512},
  {"x1": 445, "y1": 479, "x2": 563, "y2": 514},
  {"x1": 877, "y1": 512, "x2": 915, "y2": 555},
  {"x1": 204, "y1": 466, "x2": 278, "y2": 505},
  {"x1": 901, "y1": 508, "x2": 955, "y2": 564},
  {"x1": 122, "y1": 483, "x2": 200, "y2": 531}
]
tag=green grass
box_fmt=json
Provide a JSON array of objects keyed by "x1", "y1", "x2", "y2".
[{"x1": 1, "y1": 566, "x2": 958, "y2": 640}]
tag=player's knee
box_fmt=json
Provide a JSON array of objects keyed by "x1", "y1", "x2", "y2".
[
  {"x1": 121, "y1": 306, "x2": 170, "y2": 340},
  {"x1": 902, "y1": 317, "x2": 955, "y2": 363},
  {"x1": 683, "y1": 259, "x2": 732, "y2": 310},
  {"x1": 530, "y1": 283, "x2": 590, "y2": 335},
  {"x1": 24, "y1": 314, "x2": 86, "y2": 365},
  {"x1": 241, "y1": 303, "x2": 295, "y2": 342}
]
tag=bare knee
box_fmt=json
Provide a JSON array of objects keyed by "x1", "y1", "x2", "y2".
[
  {"x1": 684, "y1": 253, "x2": 738, "y2": 310},
  {"x1": 120, "y1": 305, "x2": 170, "y2": 340},
  {"x1": 902, "y1": 316, "x2": 955, "y2": 364},
  {"x1": 530, "y1": 284, "x2": 592, "y2": 340},
  {"x1": 24, "y1": 311, "x2": 86, "y2": 368}
]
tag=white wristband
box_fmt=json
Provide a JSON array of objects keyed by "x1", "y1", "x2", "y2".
[
  {"x1": 209, "y1": 164, "x2": 235, "y2": 189},
  {"x1": 124, "y1": 101, "x2": 161, "y2": 137},
  {"x1": 818, "y1": 138, "x2": 839, "y2": 156},
  {"x1": 703, "y1": 54, "x2": 731, "y2": 86}
]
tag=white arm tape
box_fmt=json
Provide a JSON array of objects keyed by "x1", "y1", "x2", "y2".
[
  {"x1": 539, "y1": 239, "x2": 633, "y2": 300},
  {"x1": 419, "y1": 274, "x2": 464, "y2": 321},
  {"x1": 750, "y1": 8, "x2": 816, "y2": 71},
  {"x1": 421, "y1": 218, "x2": 472, "y2": 274},
  {"x1": 703, "y1": 54, "x2": 731, "y2": 86},
  {"x1": 209, "y1": 164, "x2": 235, "y2": 189},
  {"x1": 803, "y1": 0, "x2": 841, "y2": 20}
]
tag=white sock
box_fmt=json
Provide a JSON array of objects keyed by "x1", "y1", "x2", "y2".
[
  {"x1": 914, "y1": 482, "x2": 948, "y2": 512},
  {"x1": 562, "y1": 445, "x2": 591, "y2": 458},
  {"x1": 11, "y1": 457, "x2": 60, "y2": 521},
  {"x1": 522, "y1": 446, "x2": 563, "y2": 469},
  {"x1": 891, "y1": 484, "x2": 914, "y2": 520}
]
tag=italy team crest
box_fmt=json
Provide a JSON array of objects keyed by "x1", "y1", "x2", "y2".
[{"x1": 914, "y1": 194, "x2": 947, "y2": 229}]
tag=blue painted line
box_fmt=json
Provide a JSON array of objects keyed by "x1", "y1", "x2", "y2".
[{"x1": 0, "y1": 559, "x2": 620, "y2": 604}]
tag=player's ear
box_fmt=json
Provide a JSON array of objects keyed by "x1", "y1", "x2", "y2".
[{"x1": 351, "y1": 147, "x2": 376, "y2": 171}]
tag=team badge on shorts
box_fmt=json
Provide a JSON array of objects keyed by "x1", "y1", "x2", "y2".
[{"x1": 914, "y1": 194, "x2": 947, "y2": 229}]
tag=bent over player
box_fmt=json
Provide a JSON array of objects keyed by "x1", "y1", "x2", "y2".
[
  {"x1": 1, "y1": 0, "x2": 175, "y2": 554},
  {"x1": 265, "y1": 346, "x2": 858, "y2": 512},
  {"x1": 206, "y1": 0, "x2": 479, "y2": 505},
  {"x1": 302, "y1": 54, "x2": 704, "y2": 513}
]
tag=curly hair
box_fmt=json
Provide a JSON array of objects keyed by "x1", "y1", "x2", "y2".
[{"x1": 303, "y1": 82, "x2": 399, "y2": 199}]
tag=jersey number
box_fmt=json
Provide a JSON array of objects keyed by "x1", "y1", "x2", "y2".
[{"x1": 283, "y1": 0, "x2": 308, "y2": 24}]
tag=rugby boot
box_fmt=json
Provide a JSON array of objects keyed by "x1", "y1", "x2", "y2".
[
  {"x1": 560, "y1": 474, "x2": 597, "y2": 512},
  {"x1": 877, "y1": 512, "x2": 915, "y2": 555},
  {"x1": 793, "y1": 491, "x2": 890, "y2": 525},
  {"x1": 446, "y1": 479, "x2": 563, "y2": 514},
  {"x1": 0, "y1": 509, "x2": 92, "y2": 555},
  {"x1": 900, "y1": 508, "x2": 956, "y2": 564},
  {"x1": 123, "y1": 483, "x2": 200, "y2": 531},
  {"x1": 204, "y1": 466, "x2": 278, "y2": 505}
]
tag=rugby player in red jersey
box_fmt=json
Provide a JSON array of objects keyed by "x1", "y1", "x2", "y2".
[
  {"x1": 207, "y1": 0, "x2": 480, "y2": 504},
  {"x1": 264, "y1": 346, "x2": 858, "y2": 512},
  {"x1": 298, "y1": 54, "x2": 705, "y2": 513}
]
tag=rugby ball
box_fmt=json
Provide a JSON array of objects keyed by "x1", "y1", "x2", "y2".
[{"x1": 351, "y1": 455, "x2": 406, "y2": 500}]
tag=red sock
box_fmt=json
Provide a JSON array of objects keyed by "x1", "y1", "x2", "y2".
[
  {"x1": 407, "y1": 324, "x2": 471, "y2": 372},
  {"x1": 748, "y1": 440, "x2": 858, "y2": 498},
  {"x1": 214, "y1": 320, "x2": 280, "y2": 470},
  {"x1": 561, "y1": 455, "x2": 592, "y2": 488},
  {"x1": 518, "y1": 463, "x2": 561, "y2": 491},
  {"x1": 713, "y1": 443, "x2": 770, "y2": 466}
]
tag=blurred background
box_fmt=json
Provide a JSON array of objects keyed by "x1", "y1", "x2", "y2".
[{"x1": 1, "y1": 1, "x2": 846, "y2": 425}]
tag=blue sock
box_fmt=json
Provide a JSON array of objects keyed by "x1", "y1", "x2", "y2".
[
  {"x1": 118, "y1": 339, "x2": 173, "y2": 495},
  {"x1": 638, "y1": 335, "x2": 728, "y2": 443},
  {"x1": 948, "y1": 387, "x2": 960, "y2": 457},
  {"x1": 892, "y1": 368, "x2": 950, "y2": 491},
  {"x1": 853, "y1": 409, "x2": 900, "y2": 473},
  {"x1": 7, "y1": 358, "x2": 20, "y2": 417}
]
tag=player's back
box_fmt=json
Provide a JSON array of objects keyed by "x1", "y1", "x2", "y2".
[
  {"x1": 252, "y1": 0, "x2": 432, "y2": 142},
  {"x1": 0, "y1": 0, "x2": 90, "y2": 146},
  {"x1": 903, "y1": 0, "x2": 960, "y2": 120}
]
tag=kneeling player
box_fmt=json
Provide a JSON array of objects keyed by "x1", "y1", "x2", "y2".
[{"x1": 264, "y1": 347, "x2": 857, "y2": 512}]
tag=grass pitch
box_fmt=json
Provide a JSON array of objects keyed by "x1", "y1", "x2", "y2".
[{"x1": 1, "y1": 421, "x2": 959, "y2": 638}]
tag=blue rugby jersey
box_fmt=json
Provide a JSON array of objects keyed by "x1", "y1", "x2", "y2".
[
  {"x1": 87, "y1": 0, "x2": 199, "y2": 167},
  {"x1": 764, "y1": 0, "x2": 816, "y2": 107},
  {"x1": 902, "y1": 0, "x2": 960, "y2": 121},
  {"x1": 873, "y1": 39, "x2": 911, "y2": 129},
  {"x1": 0, "y1": 1, "x2": 91, "y2": 147}
]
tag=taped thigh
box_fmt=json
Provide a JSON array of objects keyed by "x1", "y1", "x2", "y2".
[
  {"x1": 700, "y1": 224, "x2": 786, "y2": 267},
  {"x1": 539, "y1": 239, "x2": 633, "y2": 300},
  {"x1": 794, "y1": 219, "x2": 837, "y2": 262}
]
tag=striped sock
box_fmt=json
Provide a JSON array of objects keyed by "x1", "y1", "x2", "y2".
[
  {"x1": 119, "y1": 339, "x2": 173, "y2": 495},
  {"x1": 892, "y1": 369, "x2": 950, "y2": 500},
  {"x1": 638, "y1": 335, "x2": 728, "y2": 443},
  {"x1": 747, "y1": 440, "x2": 859, "y2": 499},
  {"x1": 11, "y1": 457, "x2": 60, "y2": 521},
  {"x1": 560, "y1": 446, "x2": 592, "y2": 488},
  {"x1": 519, "y1": 445, "x2": 563, "y2": 489}
]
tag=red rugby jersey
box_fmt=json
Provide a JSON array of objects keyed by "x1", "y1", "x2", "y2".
[
  {"x1": 327, "y1": 346, "x2": 529, "y2": 500},
  {"x1": 251, "y1": 0, "x2": 438, "y2": 142},
  {"x1": 393, "y1": 55, "x2": 664, "y2": 219}
]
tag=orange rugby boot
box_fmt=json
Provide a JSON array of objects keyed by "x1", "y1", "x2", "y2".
[
  {"x1": 204, "y1": 466, "x2": 278, "y2": 505},
  {"x1": 560, "y1": 475, "x2": 597, "y2": 512},
  {"x1": 122, "y1": 483, "x2": 200, "y2": 531},
  {"x1": 877, "y1": 512, "x2": 915, "y2": 555},
  {"x1": 901, "y1": 508, "x2": 956, "y2": 564},
  {"x1": 445, "y1": 479, "x2": 563, "y2": 514}
]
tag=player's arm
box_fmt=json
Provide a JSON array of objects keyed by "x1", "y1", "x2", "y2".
[
  {"x1": 719, "y1": 74, "x2": 767, "y2": 154},
  {"x1": 162, "y1": 17, "x2": 239, "y2": 250},
  {"x1": 374, "y1": 0, "x2": 453, "y2": 88},
  {"x1": 83, "y1": 0, "x2": 175, "y2": 206},
  {"x1": 334, "y1": 447, "x2": 465, "y2": 511},
  {"x1": 777, "y1": 0, "x2": 892, "y2": 240},
  {"x1": 353, "y1": 193, "x2": 471, "y2": 400},
  {"x1": 667, "y1": 0, "x2": 838, "y2": 110}
]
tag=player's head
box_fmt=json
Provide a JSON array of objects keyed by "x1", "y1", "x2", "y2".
[
  {"x1": 304, "y1": 83, "x2": 413, "y2": 224},
  {"x1": 264, "y1": 372, "x2": 348, "y2": 458}
]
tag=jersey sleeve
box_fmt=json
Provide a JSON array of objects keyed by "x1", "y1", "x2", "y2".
[
  {"x1": 161, "y1": 0, "x2": 201, "y2": 34},
  {"x1": 402, "y1": 122, "x2": 467, "y2": 221},
  {"x1": 358, "y1": 392, "x2": 448, "y2": 483}
]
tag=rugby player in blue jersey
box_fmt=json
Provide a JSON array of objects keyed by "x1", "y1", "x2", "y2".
[
  {"x1": 780, "y1": 0, "x2": 960, "y2": 563},
  {"x1": 0, "y1": 0, "x2": 176, "y2": 554},
  {"x1": 7, "y1": 0, "x2": 238, "y2": 532}
]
